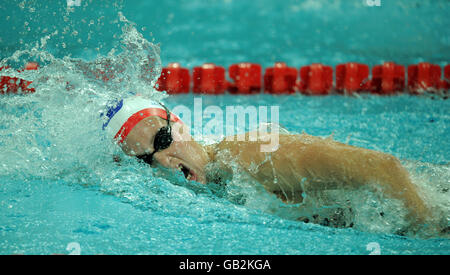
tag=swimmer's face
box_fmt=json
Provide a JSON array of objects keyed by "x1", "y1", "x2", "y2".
[{"x1": 121, "y1": 116, "x2": 210, "y2": 184}]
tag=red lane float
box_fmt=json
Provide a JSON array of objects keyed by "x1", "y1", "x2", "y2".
[
  {"x1": 264, "y1": 62, "x2": 297, "y2": 94},
  {"x1": 0, "y1": 66, "x2": 19, "y2": 94},
  {"x1": 443, "y1": 64, "x2": 450, "y2": 90},
  {"x1": 298, "y1": 63, "x2": 333, "y2": 95},
  {"x1": 193, "y1": 63, "x2": 227, "y2": 94},
  {"x1": 146, "y1": 62, "x2": 450, "y2": 96},
  {"x1": 1, "y1": 62, "x2": 39, "y2": 94},
  {"x1": 1, "y1": 66, "x2": 12, "y2": 93},
  {"x1": 228, "y1": 62, "x2": 261, "y2": 94},
  {"x1": 371, "y1": 62, "x2": 405, "y2": 94},
  {"x1": 336, "y1": 63, "x2": 370, "y2": 94},
  {"x1": 156, "y1": 63, "x2": 190, "y2": 94},
  {"x1": 407, "y1": 62, "x2": 441, "y2": 94},
  {"x1": 2, "y1": 61, "x2": 449, "y2": 96},
  {"x1": 19, "y1": 62, "x2": 39, "y2": 93},
  {"x1": 24, "y1": 62, "x2": 39, "y2": 71}
]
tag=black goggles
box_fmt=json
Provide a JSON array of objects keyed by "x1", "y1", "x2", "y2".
[{"x1": 136, "y1": 103, "x2": 173, "y2": 166}]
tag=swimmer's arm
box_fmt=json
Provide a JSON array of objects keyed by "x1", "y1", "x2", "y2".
[
  {"x1": 213, "y1": 133, "x2": 429, "y2": 223},
  {"x1": 295, "y1": 139, "x2": 429, "y2": 223}
]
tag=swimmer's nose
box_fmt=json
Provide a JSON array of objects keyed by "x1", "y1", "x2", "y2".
[
  {"x1": 151, "y1": 151, "x2": 170, "y2": 168},
  {"x1": 152, "y1": 146, "x2": 179, "y2": 169}
]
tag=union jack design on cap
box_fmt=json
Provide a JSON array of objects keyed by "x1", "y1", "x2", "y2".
[{"x1": 102, "y1": 95, "x2": 181, "y2": 143}]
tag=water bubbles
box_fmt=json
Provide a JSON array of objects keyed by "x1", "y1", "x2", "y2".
[
  {"x1": 166, "y1": 13, "x2": 174, "y2": 24},
  {"x1": 0, "y1": 12, "x2": 163, "y2": 188}
]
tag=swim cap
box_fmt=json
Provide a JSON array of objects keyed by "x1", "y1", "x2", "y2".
[{"x1": 102, "y1": 95, "x2": 181, "y2": 143}]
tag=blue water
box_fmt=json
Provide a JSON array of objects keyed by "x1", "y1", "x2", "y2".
[
  {"x1": 1, "y1": 0, "x2": 450, "y2": 255},
  {"x1": 1, "y1": 93, "x2": 449, "y2": 255},
  {"x1": 1, "y1": 0, "x2": 449, "y2": 66}
]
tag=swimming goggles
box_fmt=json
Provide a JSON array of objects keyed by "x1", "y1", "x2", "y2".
[{"x1": 136, "y1": 103, "x2": 173, "y2": 166}]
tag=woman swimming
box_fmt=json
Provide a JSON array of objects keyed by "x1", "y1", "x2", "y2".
[{"x1": 103, "y1": 95, "x2": 435, "y2": 233}]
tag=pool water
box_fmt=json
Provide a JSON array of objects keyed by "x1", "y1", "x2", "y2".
[
  {"x1": 1, "y1": 0, "x2": 449, "y2": 254},
  {"x1": 1, "y1": 92, "x2": 449, "y2": 255}
]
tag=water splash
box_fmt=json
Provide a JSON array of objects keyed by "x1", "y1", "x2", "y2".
[
  {"x1": 0, "y1": 12, "x2": 266, "y2": 230},
  {"x1": 0, "y1": 12, "x2": 163, "y2": 183}
]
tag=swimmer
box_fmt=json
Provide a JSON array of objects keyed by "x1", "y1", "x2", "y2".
[{"x1": 103, "y1": 95, "x2": 432, "y2": 230}]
